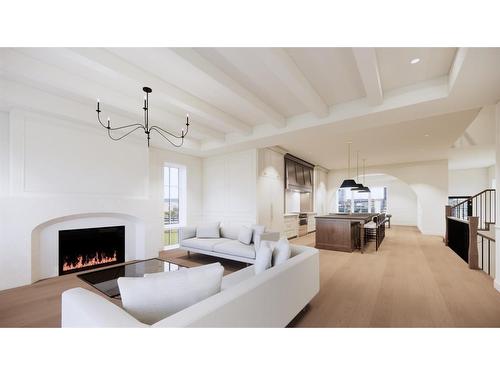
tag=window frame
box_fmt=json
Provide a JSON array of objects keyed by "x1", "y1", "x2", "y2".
[
  {"x1": 337, "y1": 186, "x2": 388, "y2": 214},
  {"x1": 163, "y1": 163, "x2": 187, "y2": 250}
]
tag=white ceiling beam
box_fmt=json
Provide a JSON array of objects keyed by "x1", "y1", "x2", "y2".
[
  {"x1": 352, "y1": 48, "x2": 384, "y2": 106},
  {"x1": 257, "y1": 48, "x2": 329, "y2": 118},
  {"x1": 448, "y1": 47, "x2": 469, "y2": 93},
  {"x1": 0, "y1": 49, "x2": 225, "y2": 142},
  {"x1": 169, "y1": 48, "x2": 286, "y2": 128},
  {"x1": 70, "y1": 48, "x2": 253, "y2": 135},
  {"x1": 0, "y1": 77, "x2": 202, "y2": 150}
]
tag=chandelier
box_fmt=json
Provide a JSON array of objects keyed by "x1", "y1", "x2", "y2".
[{"x1": 96, "y1": 87, "x2": 190, "y2": 147}]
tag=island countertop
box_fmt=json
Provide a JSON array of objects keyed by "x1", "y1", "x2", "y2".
[{"x1": 315, "y1": 213, "x2": 376, "y2": 221}]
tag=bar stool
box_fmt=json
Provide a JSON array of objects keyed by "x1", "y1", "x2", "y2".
[{"x1": 364, "y1": 216, "x2": 378, "y2": 243}]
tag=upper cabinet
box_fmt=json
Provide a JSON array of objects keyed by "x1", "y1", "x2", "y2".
[
  {"x1": 259, "y1": 148, "x2": 284, "y2": 180},
  {"x1": 285, "y1": 154, "x2": 314, "y2": 192}
]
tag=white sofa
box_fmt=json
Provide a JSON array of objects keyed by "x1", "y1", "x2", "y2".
[
  {"x1": 61, "y1": 244, "x2": 319, "y2": 328},
  {"x1": 179, "y1": 226, "x2": 280, "y2": 264}
]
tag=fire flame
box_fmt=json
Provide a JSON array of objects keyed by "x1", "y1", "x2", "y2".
[{"x1": 63, "y1": 250, "x2": 118, "y2": 272}]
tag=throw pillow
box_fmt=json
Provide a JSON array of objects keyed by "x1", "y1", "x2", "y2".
[
  {"x1": 196, "y1": 222, "x2": 220, "y2": 238},
  {"x1": 238, "y1": 225, "x2": 253, "y2": 245},
  {"x1": 118, "y1": 264, "x2": 224, "y2": 324},
  {"x1": 254, "y1": 240, "x2": 274, "y2": 275},
  {"x1": 252, "y1": 224, "x2": 266, "y2": 249},
  {"x1": 220, "y1": 225, "x2": 239, "y2": 240},
  {"x1": 272, "y1": 238, "x2": 291, "y2": 266}
]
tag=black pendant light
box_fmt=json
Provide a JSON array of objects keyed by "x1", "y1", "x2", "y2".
[
  {"x1": 340, "y1": 141, "x2": 358, "y2": 189},
  {"x1": 360, "y1": 158, "x2": 371, "y2": 193},
  {"x1": 351, "y1": 150, "x2": 365, "y2": 191}
]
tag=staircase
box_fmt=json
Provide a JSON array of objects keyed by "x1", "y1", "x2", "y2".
[{"x1": 447, "y1": 189, "x2": 496, "y2": 278}]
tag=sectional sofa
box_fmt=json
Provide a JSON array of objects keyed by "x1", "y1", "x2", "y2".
[
  {"x1": 61, "y1": 244, "x2": 320, "y2": 327},
  {"x1": 179, "y1": 225, "x2": 280, "y2": 264}
]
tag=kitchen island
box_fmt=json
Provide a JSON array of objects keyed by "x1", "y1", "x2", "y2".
[{"x1": 315, "y1": 214, "x2": 377, "y2": 252}]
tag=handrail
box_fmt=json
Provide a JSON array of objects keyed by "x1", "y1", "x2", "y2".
[
  {"x1": 450, "y1": 189, "x2": 495, "y2": 210},
  {"x1": 477, "y1": 231, "x2": 495, "y2": 242}
]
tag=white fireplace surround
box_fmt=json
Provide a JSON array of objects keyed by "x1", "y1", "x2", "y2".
[{"x1": 31, "y1": 213, "x2": 146, "y2": 282}]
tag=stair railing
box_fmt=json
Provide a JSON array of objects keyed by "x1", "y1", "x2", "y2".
[{"x1": 450, "y1": 189, "x2": 496, "y2": 230}]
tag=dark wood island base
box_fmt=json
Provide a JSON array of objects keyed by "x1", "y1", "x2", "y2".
[{"x1": 315, "y1": 214, "x2": 377, "y2": 252}]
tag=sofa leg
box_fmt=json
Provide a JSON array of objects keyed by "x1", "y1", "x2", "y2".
[{"x1": 187, "y1": 250, "x2": 191, "y2": 258}]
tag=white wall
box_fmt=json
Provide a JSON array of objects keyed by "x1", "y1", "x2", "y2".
[
  {"x1": 488, "y1": 165, "x2": 496, "y2": 189},
  {"x1": 0, "y1": 109, "x2": 203, "y2": 290},
  {"x1": 495, "y1": 102, "x2": 500, "y2": 292},
  {"x1": 0, "y1": 111, "x2": 9, "y2": 196},
  {"x1": 327, "y1": 160, "x2": 448, "y2": 236},
  {"x1": 448, "y1": 167, "x2": 490, "y2": 196},
  {"x1": 364, "y1": 174, "x2": 417, "y2": 226},
  {"x1": 202, "y1": 149, "x2": 258, "y2": 226}
]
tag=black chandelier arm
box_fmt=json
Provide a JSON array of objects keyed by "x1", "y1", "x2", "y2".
[
  {"x1": 97, "y1": 111, "x2": 145, "y2": 131},
  {"x1": 149, "y1": 125, "x2": 186, "y2": 139},
  {"x1": 107, "y1": 124, "x2": 145, "y2": 141},
  {"x1": 150, "y1": 127, "x2": 185, "y2": 147}
]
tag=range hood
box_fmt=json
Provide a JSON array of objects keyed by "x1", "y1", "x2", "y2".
[{"x1": 285, "y1": 154, "x2": 314, "y2": 192}]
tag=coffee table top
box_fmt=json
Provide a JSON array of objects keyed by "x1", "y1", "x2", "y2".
[{"x1": 77, "y1": 258, "x2": 187, "y2": 298}]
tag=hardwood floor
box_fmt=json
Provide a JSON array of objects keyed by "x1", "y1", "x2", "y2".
[
  {"x1": 1, "y1": 225, "x2": 499, "y2": 327},
  {"x1": 291, "y1": 226, "x2": 500, "y2": 327},
  {"x1": 0, "y1": 252, "x2": 244, "y2": 328}
]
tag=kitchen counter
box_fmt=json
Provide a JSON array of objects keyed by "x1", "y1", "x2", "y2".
[
  {"x1": 315, "y1": 214, "x2": 376, "y2": 252},
  {"x1": 284, "y1": 213, "x2": 300, "y2": 217}
]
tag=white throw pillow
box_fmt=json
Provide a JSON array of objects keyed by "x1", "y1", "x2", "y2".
[
  {"x1": 252, "y1": 225, "x2": 266, "y2": 250},
  {"x1": 272, "y1": 238, "x2": 291, "y2": 266},
  {"x1": 196, "y1": 222, "x2": 220, "y2": 238},
  {"x1": 238, "y1": 225, "x2": 253, "y2": 245},
  {"x1": 254, "y1": 240, "x2": 274, "y2": 275},
  {"x1": 118, "y1": 264, "x2": 224, "y2": 324},
  {"x1": 220, "y1": 225, "x2": 239, "y2": 240}
]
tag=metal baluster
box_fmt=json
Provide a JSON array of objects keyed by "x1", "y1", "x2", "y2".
[
  {"x1": 488, "y1": 240, "x2": 491, "y2": 275},
  {"x1": 481, "y1": 236, "x2": 484, "y2": 270},
  {"x1": 480, "y1": 194, "x2": 483, "y2": 229}
]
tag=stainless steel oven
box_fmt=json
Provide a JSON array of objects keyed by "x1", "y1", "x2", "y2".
[{"x1": 298, "y1": 213, "x2": 308, "y2": 236}]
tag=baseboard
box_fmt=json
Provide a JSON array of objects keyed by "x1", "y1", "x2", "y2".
[{"x1": 494, "y1": 279, "x2": 500, "y2": 293}]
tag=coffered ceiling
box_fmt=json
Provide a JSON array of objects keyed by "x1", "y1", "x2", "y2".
[{"x1": 1, "y1": 47, "x2": 500, "y2": 164}]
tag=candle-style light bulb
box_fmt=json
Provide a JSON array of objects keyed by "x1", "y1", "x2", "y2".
[{"x1": 97, "y1": 98, "x2": 100, "y2": 111}]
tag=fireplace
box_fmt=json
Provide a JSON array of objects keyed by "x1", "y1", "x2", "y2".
[{"x1": 58, "y1": 225, "x2": 125, "y2": 275}]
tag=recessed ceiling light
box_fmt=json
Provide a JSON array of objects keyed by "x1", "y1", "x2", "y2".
[
  {"x1": 410, "y1": 58, "x2": 421, "y2": 64},
  {"x1": 424, "y1": 134, "x2": 429, "y2": 137}
]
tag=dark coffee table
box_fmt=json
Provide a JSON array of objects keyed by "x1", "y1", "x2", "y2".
[{"x1": 77, "y1": 258, "x2": 187, "y2": 298}]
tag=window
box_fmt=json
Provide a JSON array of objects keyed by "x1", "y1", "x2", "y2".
[
  {"x1": 164, "y1": 165, "x2": 186, "y2": 248},
  {"x1": 337, "y1": 186, "x2": 387, "y2": 214},
  {"x1": 164, "y1": 166, "x2": 179, "y2": 225}
]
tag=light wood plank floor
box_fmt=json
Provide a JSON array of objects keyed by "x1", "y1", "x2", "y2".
[
  {"x1": 1, "y1": 225, "x2": 499, "y2": 327},
  {"x1": 291, "y1": 226, "x2": 500, "y2": 327}
]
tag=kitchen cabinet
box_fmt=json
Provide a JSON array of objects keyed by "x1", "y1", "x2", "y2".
[
  {"x1": 284, "y1": 214, "x2": 299, "y2": 239},
  {"x1": 307, "y1": 213, "x2": 316, "y2": 232},
  {"x1": 257, "y1": 149, "x2": 285, "y2": 233}
]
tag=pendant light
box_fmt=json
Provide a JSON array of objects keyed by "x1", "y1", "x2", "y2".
[
  {"x1": 360, "y1": 158, "x2": 371, "y2": 192},
  {"x1": 340, "y1": 141, "x2": 357, "y2": 189},
  {"x1": 351, "y1": 150, "x2": 365, "y2": 191}
]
